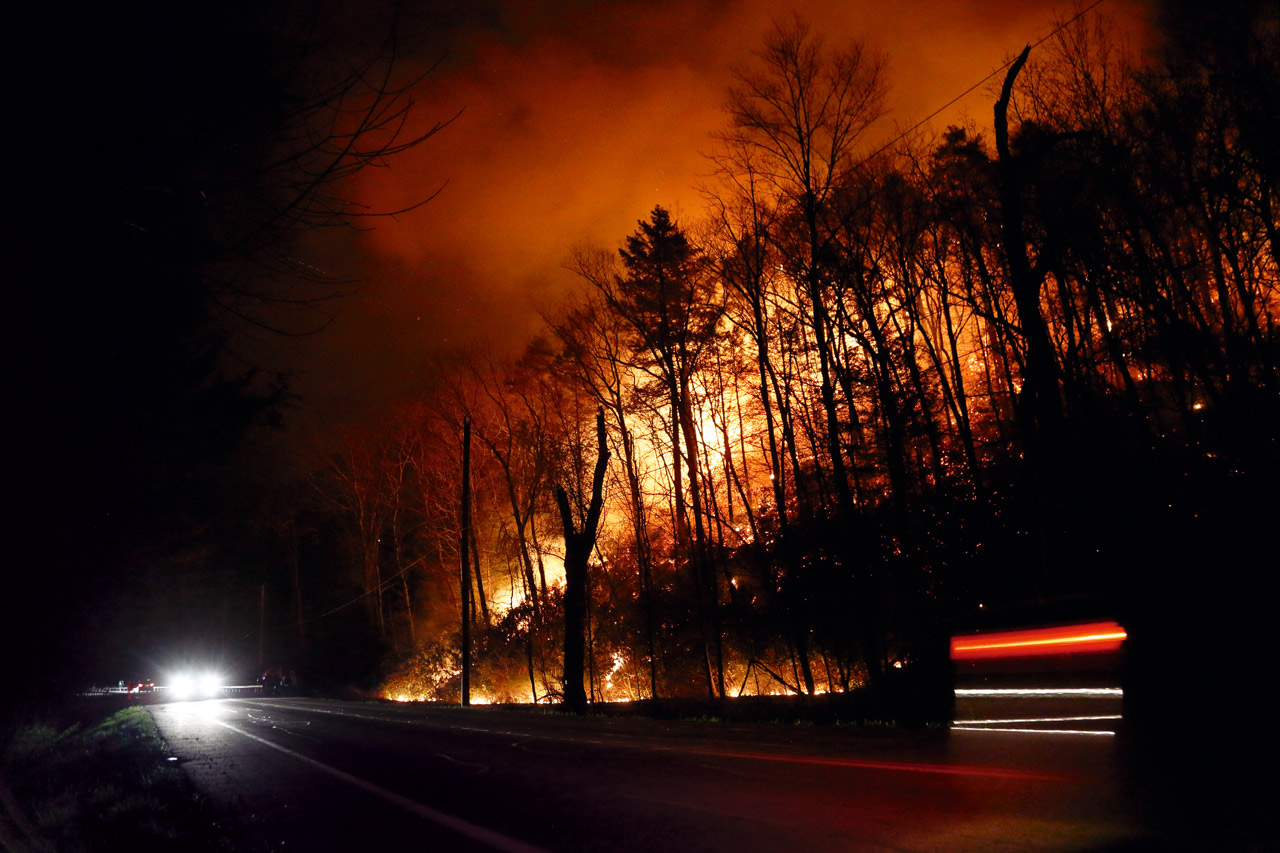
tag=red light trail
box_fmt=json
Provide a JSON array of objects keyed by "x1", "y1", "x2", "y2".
[{"x1": 950, "y1": 621, "x2": 1127, "y2": 661}]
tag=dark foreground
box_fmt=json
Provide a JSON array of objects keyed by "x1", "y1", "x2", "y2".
[{"x1": 148, "y1": 698, "x2": 1269, "y2": 852}]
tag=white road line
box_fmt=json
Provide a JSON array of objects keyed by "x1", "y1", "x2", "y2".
[{"x1": 200, "y1": 715, "x2": 547, "y2": 853}]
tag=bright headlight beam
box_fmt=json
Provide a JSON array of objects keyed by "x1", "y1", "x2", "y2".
[
  {"x1": 171, "y1": 674, "x2": 194, "y2": 699},
  {"x1": 167, "y1": 671, "x2": 223, "y2": 701}
]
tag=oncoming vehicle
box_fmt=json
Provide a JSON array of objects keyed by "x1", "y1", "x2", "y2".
[{"x1": 168, "y1": 671, "x2": 224, "y2": 700}]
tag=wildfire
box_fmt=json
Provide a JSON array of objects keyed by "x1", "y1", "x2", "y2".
[
  {"x1": 488, "y1": 541, "x2": 567, "y2": 620},
  {"x1": 602, "y1": 651, "x2": 627, "y2": 697}
]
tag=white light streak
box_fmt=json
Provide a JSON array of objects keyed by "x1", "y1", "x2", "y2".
[
  {"x1": 951, "y1": 726, "x2": 1117, "y2": 736},
  {"x1": 954, "y1": 687, "x2": 1122, "y2": 697},
  {"x1": 958, "y1": 715, "x2": 1122, "y2": 725}
]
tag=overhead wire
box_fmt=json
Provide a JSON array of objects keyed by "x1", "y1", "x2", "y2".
[{"x1": 865, "y1": 0, "x2": 1110, "y2": 161}]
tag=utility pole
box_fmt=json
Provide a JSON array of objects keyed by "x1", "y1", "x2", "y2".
[
  {"x1": 460, "y1": 417, "x2": 472, "y2": 707},
  {"x1": 258, "y1": 583, "x2": 266, "y2": 671}
]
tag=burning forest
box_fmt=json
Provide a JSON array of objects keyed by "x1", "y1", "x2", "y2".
[{"x1": 247, "y1": 14, "x2": 1274, "y2": 718}]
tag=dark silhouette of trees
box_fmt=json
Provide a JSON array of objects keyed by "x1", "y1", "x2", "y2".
[
  {"x1": 721, "y1": 15, "x2": 895, "y2": 694},
  {"x1": 723, "y1": 15, "x2": 887, "y2": 527},
  {"x1": 324, "y1": 430, "x2": 392, "y2": 639},
  {"x1": 573, "y1": 207, "x2": 730, "y2": 698},
  {"x1": 549, "y1": 294, "x2": 664, "y2": 699}
]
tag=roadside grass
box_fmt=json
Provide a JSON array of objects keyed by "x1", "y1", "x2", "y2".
[{"x1": 1, "y1": 703, "x2": 223, "y2": 852}]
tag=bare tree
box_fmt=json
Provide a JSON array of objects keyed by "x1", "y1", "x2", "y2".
[
  {"x1": 720, "y1": 15, "x2": 890, "y2": 691},
  {"x1": 125, "y1": 3, "x2": 458, "y2": 337},
  {"x1": 556, "y1": 409, "x2": 611, "y2": 715},
  {"x1": 324, "y1": 431, "x2": 391, "y2": 638},
  {"x1": 548, "y1": 292, "x2": 663, "y2": 699},
  {"x1": 574, "y1": 207, "x2": 728, "y2": 698},
  {"x1": 722, "y1": 14, "x2": 887, "y2": 528}
]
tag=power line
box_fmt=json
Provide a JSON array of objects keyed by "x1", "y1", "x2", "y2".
[
  {"x1": 867, "y1": 0, "x2": 1110, "y2": 160},
  {"x1": 307, "y1": 555, "x2": 428, "y2": 623}
]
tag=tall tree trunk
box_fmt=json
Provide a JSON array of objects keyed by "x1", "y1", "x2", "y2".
[
  {"x1": 557, "y1": 409, "x2": 611, "y2": 715},
  {"x1": 678, "y1": 380, "x2": 726, "y2": 699},
  {"x1": 995, "y1": 45, "x2": 1067, "y2": 589},
  {"x1": 619, "y1": 425, "x2": 660, "y2": 700},
  {"x1": 468, "y1": 524, "x2": 490, "y2": 626}
]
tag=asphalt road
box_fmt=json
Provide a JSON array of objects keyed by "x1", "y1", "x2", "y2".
[{"x1": 148, "y1": 698, "x2": 1259, "y2": 852}]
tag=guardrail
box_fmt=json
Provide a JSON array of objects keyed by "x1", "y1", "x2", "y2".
[
  {"x1": 81, "y1": 685, "x2": 265, "y2": 698},
  {"x1": 221, "y1": 685, "x2": 265, "y2": 697}
]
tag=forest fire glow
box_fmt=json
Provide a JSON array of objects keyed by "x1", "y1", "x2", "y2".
[{"x1": 302, "y1": 7, "x2": 1267, "y2": 720}]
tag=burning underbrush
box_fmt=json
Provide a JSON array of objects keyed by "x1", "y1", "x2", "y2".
[
  {"x1": 377, "y1": 616, "x2": 886, "y2": 709},
  {"x1": 379, "y1": 621, "x2": 561, "y2": 705}
]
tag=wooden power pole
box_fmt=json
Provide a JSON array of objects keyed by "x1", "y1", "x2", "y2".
[{"x1": 460, "y1": 417, "x2": 472, "y2": 707}]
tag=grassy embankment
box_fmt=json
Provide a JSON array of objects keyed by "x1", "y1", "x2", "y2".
[{"x1": 0, "y1": 701, "x2": 223, "y2": 852}]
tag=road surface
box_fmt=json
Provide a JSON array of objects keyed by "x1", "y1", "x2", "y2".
[{"x1": 148, "y1": 697, "x2": 1257, "y2": 851}]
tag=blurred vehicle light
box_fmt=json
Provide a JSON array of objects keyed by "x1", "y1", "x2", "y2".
[{"x1": 951, "y1": 621, "x2": 1126, "y2": 661}]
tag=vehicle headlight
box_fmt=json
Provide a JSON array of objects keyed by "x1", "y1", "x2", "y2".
[
  {"x1": 168, "y1": 672, "x2": 221, "y2": 700},
  {"x1": 171, "y1": 674, "x2": 194, "y2": 699}
]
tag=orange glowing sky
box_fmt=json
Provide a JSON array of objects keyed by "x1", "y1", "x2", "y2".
[{"x1": 283, "y1": 0, "x2": 1153, "y2": 429}]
